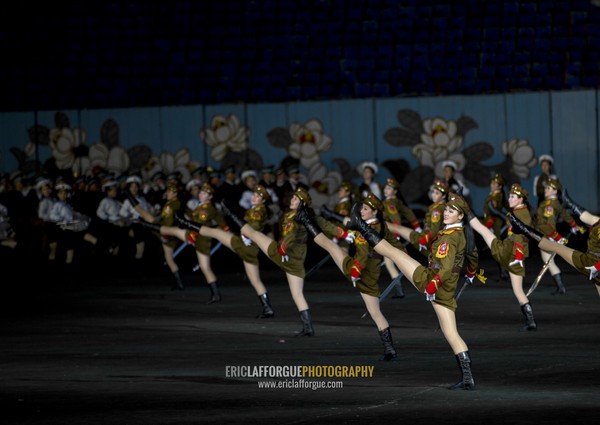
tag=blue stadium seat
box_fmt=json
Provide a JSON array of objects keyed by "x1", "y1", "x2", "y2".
[
  {"x1": 303, "y1": 84, "x2": 319, "y2": 99},
  {"x1": 373, "y1": 84, "x2": 390, "y2": 97},
  {"x1": 475, "y1": 79, "x2": 492, "y2": 93},
  {"x1": 565, "y1": 74, "x2": 581, "y2": 88},
  {"x1": 355, "y1": 83, "x2": 372, "y2": 97},
  {"x1": 287, "y1": 86, "x2": 301, "y2": 99},
  {"x1": 546, "y1": 76, "x2": 564, "y2": 90}
]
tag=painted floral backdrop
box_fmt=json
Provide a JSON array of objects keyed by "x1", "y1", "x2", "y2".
[{"x1": 3, "y1": 109, "x2": 537, "y2": 212}]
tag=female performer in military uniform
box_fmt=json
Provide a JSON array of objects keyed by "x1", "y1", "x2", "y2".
[
  {"x1": 220, "y1": 187, "x2": 316, "y2": 337},
  {"x1": 482, "y1": 173, "x2": 508, "y2": 281},
  {"x1": 168, "y1": 184, "x2": 276, "y2": 318},
  {"x1": 320, "y1": 181, "x2": 354, "y2": 252},
  {"x1": 510, "y1": 188, "x2": 600, "y2": 297},
  {"x1": 134, "y1": 183, "x2": 186, "y2": 291},
  {"x1": 469, "y1": 183, "x2": 537, "y2": 331},
  {"x1": 381, "y1": 177, "x2": 421, "y2": 298},
  {"x1": 294, "y1": 192, "x2": 400, "y2": 361},
  {"x1": 534, "y1": 178, "x2": 580, "y2": 294},
  {"x1": 140, "y1": 183, "x2": 228, "y2": 303},
  {"x1": 408, "y1": 178, "x2": 448, "y2": 256},
  {"x1": 347, "y1": 193, "x2": 478, "y2": 390}
]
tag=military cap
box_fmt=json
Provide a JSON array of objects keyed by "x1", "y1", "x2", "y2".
[
  {"x1": 125, "y1": 175, "x2": 142, "y2": 185},
  {"x1": 287, "y1": 166, "x2": 300, "y2": 175},
  {"x1": 253, "y1": 184, "x2": 271, "y2": 202},
  {"x1": 492, "y1": 173, "x2": 505, "y2": 186},
  {"x1": 86, "y1": 177, "x2": 100, "y2": 188},
  {"x1": 261, "y1": 165, "x2": 275, "y2": 175},
  {"x1": 166, "y1": 172, "x2": 181, "y2": 182},
  {"x1": 338, "y1": 181, "x2": 353, "y2": 192},
  {"x1": 209, "y1": 168, "x2": 222, "y2": 178},
  {"x1": 357, "y1": 161, "x2": 378, "y2": 175},
  {"x1": 222, "y1": 166, "x2": 236, "y2": 175},
  {"x1": 547, "y1": 178, "x2": 561, "y2": 191},
  {"x1": 191, "y1": 166, "x2": 205, "y2": 177},
  {"x1": 539, "y1": 154, "x2": 554, "y2": 166},
  {"x1": 363, "y1": 192, "x2": 383, "y2": 211},
  {"x1": 441, "y1": 160, "x2": 458, "y2": 171},
  {"x1": 509, "y1": 183, "x2": 528, "y2": 199},
  {"x1": 151, "y1": 171, "x2": 166, "y2": 182},
  {"x1": 185, "y1": 179, "x2": 202, "y2": 191},
  {"x1": 200, "y1": 183, "x2": 214, "y2": 194},
  {"x1": 35, "y1": 178, "x2": 52, "y2": 191},
  {"x1": 385, "y1": 177, "x2": 400, "y2": 190},
  {"x1": 241, "y1": 170, "x2": 257, "y2": 181},
  {"x1": 446, "y1": 193, "x2": 470, "y2": 216},
  {"x1": 431, "y1": 178, "x2": 449, "y2": 195},
  {"x1": 293, "y1": 187, "x2": 311, "y2": 206},
  {"x1": 55, "y1": 183, "x2": 72, "y2": 192},
  {"x1": 102, "y1": 180, "x2": 118, "y2": 191}
]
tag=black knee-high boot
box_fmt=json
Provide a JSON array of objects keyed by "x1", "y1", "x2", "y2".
[
  {"x1": 321, "y1": 205, "x2": 346, "y2": 223},
  {"x1": 257, "y1": 293, "x2": 274, "y2": 318},
  {"x1": 296, "y1": 309, "x2": 314, "y2": 336},
  {"x1": 219, "y1": 201, "x2": 246, "y2": 231},
  {"x1": 498, "y1": 263, "x2": 509, "y2": 282},
  {"x1": 171, "y1": 270, "x2": 185, "y2": 291},
  {"x1": 347, "y1": 203, "x2": 383, "y2": 246},
  {"x1": 508, "y1": 213, "x2": 544, "y2": 243},
  {"x1": 560, "y1": 189, "x2": 585, "y2": 217},
  {"x1": 175, "y1": 214, "x2": 202, "y2": 232},
  {"x1": 206, "y1": 281, "x2": 221, "y2": 304},
  {"x1": 378, "y1": 327, "x2": 398, "y2": 361},
  {"x1": 520, "y1": 302, "x2": 537, "y2": 331},
  {"x1": 391, "y1": 275, "x2": 405, "y2": 298},
  {"x1": 294, "y1": 202, "x2": 322, "y2": 238},
  {"x1": 552, "y1": 273, "x2": 566, "y2": 295},
  {"x1": 448, "y1": 351, "x2": 476, "y2": 390},
  {"x1": 140, "y1": 221, "x2": 162, "y2": 233}
]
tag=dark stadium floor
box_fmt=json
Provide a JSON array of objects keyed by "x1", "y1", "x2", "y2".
[{"x1": 2, "y1": 241, "x2": 599, "y2": 425}]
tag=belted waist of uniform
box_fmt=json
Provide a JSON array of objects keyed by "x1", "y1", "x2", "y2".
[{"x1": 428, "y1": 262, "x2": 460, "y2": 274}]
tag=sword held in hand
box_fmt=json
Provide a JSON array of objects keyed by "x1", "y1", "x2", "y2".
[
  {"x1": 526, "y1": 231, "x2": 577, "y2": 297},
  {"x1": 526, "y1": 252, "x2": 556, "y2": 297}
]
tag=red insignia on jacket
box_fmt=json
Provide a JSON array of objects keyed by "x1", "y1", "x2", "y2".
[
  {"x1": 435, "y1": 242, "x2": 449, "y2": 258},
  {"x1": 282, "y1": 220, "x2": 293, "y2": 235}
]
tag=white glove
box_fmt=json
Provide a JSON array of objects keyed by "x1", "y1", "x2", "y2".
[
  {"x1": 414, "y1": 226, "x2": 423, "y2": 233},
  {"x1": 585, "y1": 264, "x2": 599, "y2": 280},
  {"x1": 549, "y1": 236, "x2": 566, "y2": 245},
  {"x1": 281, "y1": 254, "x2": 289, "y2": 263},
  {"x1": 570, "y1": 226, "x2": 580, "y2": 235},
  {"x1": 351, "y1": 276, "x2": 360, "y2": 287},
  {"x1": 419, "y1": 244, "x2": 428, "y2": 251},
  {"x1": 343, "y1": 231, "x2": 356, "y2": 244},
  {"x1": 464, "y1": 275, "x2": 475, "y2": 284},
  {"x1": 508, "y1": 259, "x2": 523, "y2": 268},
  {"x1": 241, "y1": 234, "x2": 253, "y2": 247},
  {"x1": 425, "y1": 292, "x2": 435, "y2": 302}
]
